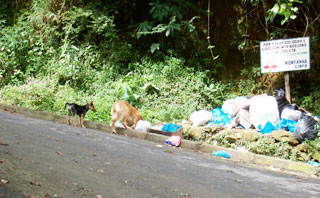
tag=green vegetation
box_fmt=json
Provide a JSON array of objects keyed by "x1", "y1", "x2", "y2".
[{"x1": 0, "y1": 1, "x2": 319, "y2": 161}]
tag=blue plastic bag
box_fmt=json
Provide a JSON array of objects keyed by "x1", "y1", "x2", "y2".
[
  {"x1": 307, "y1": 161, "x2": 320, "y2": 167},
  {"x1": 210, "y1": 108, "x2": 232, "y2": 126},
  {"x1": 275, "y1": 119, "x2": 297, "y2": 132},
  {"x1": 161, "y1": 123, "x2": 182, "y2": 132},
  {"x1": 212, "y1": 151, "x2": 230, "y2": 159},
  {"x1": 258, "y1": 121, "x2": 275, "y2": 134}
]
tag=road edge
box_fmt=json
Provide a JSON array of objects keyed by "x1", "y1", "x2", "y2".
[{"x1": 0, "y1": 103, "x2": 319, "y2": 177}]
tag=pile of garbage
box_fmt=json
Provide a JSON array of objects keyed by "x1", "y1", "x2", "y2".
[
  {"x1": 125, "y1": 89, "x2": 320, "y2": 164},
  {"x1": 123, "y1": 89, "x2": 320, "y2": 164},
  {"x1": 189, "y1": 89, "x2": 320, "y2": 143},
  {"x1": 124, "y1": 89, "x2": 319, "y2": 157}
]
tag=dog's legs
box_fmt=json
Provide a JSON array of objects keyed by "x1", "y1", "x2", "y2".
[
  {"x1": 80, "y1": 115, "x2": 86, "y2": 128},
  {"x1": 132, "y1": 120, "x2": 138, "y2": 130},
  {"x1": 71, "y1": 111, "x2": 76, "y2": 126},
  {"x1": 110, "y1": 113, "x2": 120, "y2": 133},
  {"x1": 68, "y1": 110, "x2": 72, "y2": 125},
  {"x1": 121, "y1": 116, "x2": 130, "y2": 129},
  {"x1": 72, "y1": 116, "x2": 76, "y2": 126}
]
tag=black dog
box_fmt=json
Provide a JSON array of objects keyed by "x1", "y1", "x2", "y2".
[{"x1": 64, "y1": 101, "x2": 96, "y2": 128}]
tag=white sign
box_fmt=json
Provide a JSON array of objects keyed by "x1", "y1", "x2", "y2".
[{"x1": 260, "y1": 37, "x2": 310, "y2": 73}]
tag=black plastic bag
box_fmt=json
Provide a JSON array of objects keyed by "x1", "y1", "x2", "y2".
[
  {"x1": 274, "y1": 89, "x2": 298, "y2": 115},
  {"x1": 274, "y1": 89, "x2": 289, "y2": 114},
  {"x1": 294, "y1": 114, "x2": 320, "y2": 142}
]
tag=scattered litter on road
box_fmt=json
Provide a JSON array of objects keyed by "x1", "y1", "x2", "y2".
[
  {"x1": 0, "y1": 142, "x2": 9, "y2": 146},
  {"x1": 212, "y1": 151, "x2": 230, "y2": 159},
  {"x1": 164, "y1": 150, "x2": 174, "y2": 154},
  {"x1": 269, "y1": 166, "x2": 282, "y2": 172},
  {"x1": 104, "y1": 162, "x2": 113, "y2": 166},
  {"x1": 165, "y1": 135, "x2": 182, "y2": 147},
  {"x1": 180, "y1": 193, "x2": 191, "y2": 197},
  {"x1": 236, "y1": 147, "x2": 248, "y2": 152},
  {"x1": 1, "y1": 179, "x2": 9, "y2": 184},
  {"x1": 97, "y1": 169, "x2": 104, "y2": 174},
  {"x1": 29, "y1": 181, "x2": 42, "y2": 186},
  {"x1": 307, "y1": 161, "x2": 320, "y2": 167}
]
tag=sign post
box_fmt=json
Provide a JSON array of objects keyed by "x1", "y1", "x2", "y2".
[
  {"x1": 260, "y1": 37, "x2": 310, "y2": 103},
  {"x1": 284, "y1": 72, "x2": 291, "y2": 103}
]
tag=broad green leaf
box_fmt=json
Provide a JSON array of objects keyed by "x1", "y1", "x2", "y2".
[
  {"x1": 290, "y1": 14, "x2": 297, "y2": 20},
  {"x1": 284, "y1": 10, "x2": 291, "y2": 19},
  {"x1": 150, "y1": 43, "x2": 160, "y2": 53},
  {"x1": 280, "y1": 4, "x2": 287, "y2": 14},
  {"x1": 291, "y1": 7, "x2": 298, "y2": 13},
  {"x1": 170, "y1": 7, "x2": 182, "y2": 20},
  {"x1": 271, "y1": 4, "x2": 279, "y2": 14},
  {"x1": 149, "y1": 2, "x2": 170, "y2": 22},
  {"x1": 165, "y1": 29, "x2": 170, "y2": 37},
  {"x1": 136, "y1": 21, "x2": 152, "y2": 38}
]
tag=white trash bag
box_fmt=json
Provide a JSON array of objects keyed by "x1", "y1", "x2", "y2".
[
  {"x1": 222, "y1": 96, "x2": 250, "y2": 117},
  {"x1": 190, "y1": 110, "x2": 212, "y2": 126},
  {"x1": 249, "y1": 96, "x2": 280, "y2": 130},
  {"x1": 135, "y1": 120, "x2": 152, "y2": 132},
  {"x1": 281, "y1": 108, "x2": 303, "y2": 121}
]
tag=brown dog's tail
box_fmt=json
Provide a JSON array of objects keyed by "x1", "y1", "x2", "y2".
[{"x1": 64, "y1": 103, "x2": 69, "y2": 110}]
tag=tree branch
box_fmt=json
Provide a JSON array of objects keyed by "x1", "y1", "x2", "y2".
[
  {"x1": 207, "y1": 0, "x2": 217, "y2": 61},
  {"x1": 300, "y1": 6, "x2": 309, "y2": 37}
]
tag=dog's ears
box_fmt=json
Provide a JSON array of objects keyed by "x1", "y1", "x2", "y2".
[{"x1": 89, "y1": 101, "x2": 94, "y2": 105}]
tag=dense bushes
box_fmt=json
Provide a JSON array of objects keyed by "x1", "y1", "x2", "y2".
[
  {"x1": 0, "y1": 56, "x2": 233, "y2": 124},
  {"x1": 1, "y1": 0, "x2": 319, "y2": 122}
]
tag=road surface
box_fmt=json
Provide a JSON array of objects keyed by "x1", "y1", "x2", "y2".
[{"x1": 0, "y1": 111, "x2": 319, "y2": 198}]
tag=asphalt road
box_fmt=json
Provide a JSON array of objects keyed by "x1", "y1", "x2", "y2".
[{"x1": 0, "y1": 111, "x2": 320, "y2": 198}]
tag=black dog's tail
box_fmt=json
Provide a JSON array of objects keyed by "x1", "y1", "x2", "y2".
[{"x1": 64, "y1": 103, "x2": 69, "y2": 110}]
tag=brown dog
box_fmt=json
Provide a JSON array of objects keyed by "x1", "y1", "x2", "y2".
[{"x1": 110, "y1": 100, "x2": 143, "y2": 133}]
